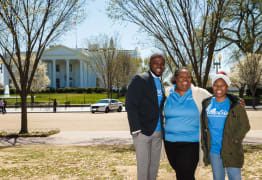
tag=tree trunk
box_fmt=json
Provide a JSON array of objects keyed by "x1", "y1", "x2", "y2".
[
  {"x1": 30, "y1": 92, "x2": 34, "y2": 104},
  {"x1": 252, "y1": 98, "x2": 256, "y2": 109},
  {"x1": 110, "y1": 87, "x2": 113, "y2": 99},
  {"x1": 107, "y1": 86, "x2": 110, "y2": 98},
  {"x1": 19, "y1": 91, "x2": 28, "y2": 134},
  {"x1": 117, "y1": 88, "x2": 120, "y2": 98},
  {"x1": 251, "y1": 88, "x2": 257, "y2": 109},
  {"x1": 239, "y1": 86, "x2": 245, "y2": 98}
]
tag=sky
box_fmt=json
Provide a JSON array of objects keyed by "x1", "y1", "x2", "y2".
[
  {"x1": 59, "y1": 0, "x2": 159, "y2": 60},
  {"x1": 58, "y1": 0, "x2": 230, "y2": 75}
]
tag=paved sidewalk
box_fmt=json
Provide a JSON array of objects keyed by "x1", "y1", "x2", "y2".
[{"x1": 1, "y1": 130, "x2": 262, "y2": 146}]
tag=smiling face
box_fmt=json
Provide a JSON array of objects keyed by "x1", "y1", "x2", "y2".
[
  {"x1": 213, "y1": 78, "x2": 228, "y2": 102},
  {"x1": 149, "y1": 57, "x2": 165, "y2": 77},
  {"x1": 175, "y1": 69, "x2": 192, "y2": 93}
]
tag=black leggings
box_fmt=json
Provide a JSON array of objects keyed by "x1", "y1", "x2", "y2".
[{"x1": 164, "y1": 141, "x2": 199, "y2": 180}]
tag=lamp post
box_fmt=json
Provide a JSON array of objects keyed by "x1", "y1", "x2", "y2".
[
  {"x1": 0, "y1": 60, "x2": 3, "y2": 73},
  {"x1": 213, "y1": 55, "x2": 221, "y2": 74}
]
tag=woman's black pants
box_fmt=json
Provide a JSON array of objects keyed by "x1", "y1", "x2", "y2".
[{"x1": 164, "y1": 141, "x2": 199, "y2": 180}]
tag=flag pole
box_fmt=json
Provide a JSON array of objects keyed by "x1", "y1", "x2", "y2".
[
  {"x1": 75, "y1": 23, "x2": 78, "y2": 48},
  {"x1": 72, "y1": 22, "x2": 77, "y2": 48}
]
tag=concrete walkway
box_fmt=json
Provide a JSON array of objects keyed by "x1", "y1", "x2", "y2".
[
  {"x1": 0, "y1": 111, "x2": 262, "y2": 146},
  {"x1": 1, "y1": 130, "x2": 262, "y2": 146}
]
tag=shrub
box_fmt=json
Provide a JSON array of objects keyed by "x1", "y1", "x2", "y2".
[{"x1": 40, "y1": 87, "x2": 106, "y2": 94}]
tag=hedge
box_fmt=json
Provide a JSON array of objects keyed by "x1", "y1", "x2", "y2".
[
  {"x1": 41, "y1": 87, "x2": 106, "y2": 93},
  {"x1": 0, "y1": 87, "x2": 106, "y2": 94}
]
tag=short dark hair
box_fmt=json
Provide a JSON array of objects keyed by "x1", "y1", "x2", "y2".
[
  {"x1": 149, "y1": 53, "x2": 165, "y2": 64},
  {"x1": 170, "y1": 66, "x2": 191, "y2": 84}
]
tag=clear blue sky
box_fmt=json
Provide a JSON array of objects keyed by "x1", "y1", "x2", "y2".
[{"x1": 59, "y1": 0, "x2": 159, "y2": 60}]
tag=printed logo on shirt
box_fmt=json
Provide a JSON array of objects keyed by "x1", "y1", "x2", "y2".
[
  {"x1": 186, "y1": 97, "x2": 193, "y2": 100},
  {"x1": 206, "y1": 105, "x2": 228, "y2": 118}
]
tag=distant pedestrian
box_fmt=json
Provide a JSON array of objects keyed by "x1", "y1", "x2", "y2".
[
  {"x1": 53, "y1": 99, "x2": 57, "y2": 113},
  {"x1": 2, "y1": 99, "x2": 7, "y2": 114}
]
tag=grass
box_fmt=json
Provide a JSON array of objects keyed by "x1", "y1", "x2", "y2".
[
  {"x1": 0, "y1": 145, "x2": 261, "y2": 179},
  {"x1": 4, "y1": 93, "x2": 126, "y2": 105},
  {"x1": 3, "y1": 92, "x2": 261, "y2": 105},
  {"x1": 0, "y1": 129, "x2": 60, "y2": 137}
]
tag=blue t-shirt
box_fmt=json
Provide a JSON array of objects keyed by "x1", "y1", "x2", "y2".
[
  {"x1": 206, "y1": 97, "x2": 230, "y2": 154},
  {"x1": 154, "y1": 77, "x2": 163, "y2": 131},
  {"x1": 164, "y1": 85, "x2": 200, "y2": 142}
]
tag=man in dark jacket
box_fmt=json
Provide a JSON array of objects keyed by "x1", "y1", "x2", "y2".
[{"x1": 126, "y1": 54, "x2": 165, "y2": 180}]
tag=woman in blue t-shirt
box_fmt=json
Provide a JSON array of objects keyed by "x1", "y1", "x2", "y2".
[
  {"x1": 201, "y1": 72, "x2": 250, "y2": 180},
  {"x1": 163, "y1": 67, "x2": 211, "y2": 180}
]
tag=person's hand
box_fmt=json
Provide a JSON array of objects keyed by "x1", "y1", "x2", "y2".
[{"x1": 240, "y1": 99, "x2": 246, "y2": 107}]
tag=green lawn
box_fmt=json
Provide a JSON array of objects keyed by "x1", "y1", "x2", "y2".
[
  {"x1": 4, "y1": 93, "x2": 126, "y2": 105},
  {"x1": 4, "y1": 92, "x2": 260, "y2": 105}
]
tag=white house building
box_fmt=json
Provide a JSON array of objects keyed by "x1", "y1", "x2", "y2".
[
  {"x1": 41, "y1": 45, "x2": 97, "y2": 88},
  {"x1": 0, "y1": 45, "x2": 139, "y2": 89}
]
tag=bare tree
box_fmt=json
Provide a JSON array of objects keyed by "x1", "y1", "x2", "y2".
[
  {"x1": 87, "y1": 35, "x2": 142, "y2": 98},
  {"x1": 87, "y1": 35, "x2": 120, "y2": 98},
  {"x1": 0, "y1": 0, "x2": 86, "y2": 133},
  {"x1": 114, "y1": 52, "x2": 142, "y2": 97},
  {"x1": 228, "y1": 64, "x2": 246, "y2": 98},
  {"x1": 220, "y1": 0, "x2": 262, "y2": 55},
  {"x1": 108, "y1": 0, "x2": 233, "y2": 87},
  {"x1": 238, "y1": 53, "x2": 262, "y2": 108},
  {"x1": 220, "y1": 0, "x2": 262, "y2": 105}
]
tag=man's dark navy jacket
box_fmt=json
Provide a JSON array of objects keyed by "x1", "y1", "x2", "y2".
[{"x1": 125, "y1": 71, "x2": 165, "y2": 136}]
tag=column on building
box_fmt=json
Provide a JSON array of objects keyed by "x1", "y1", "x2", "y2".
[
  {"x1": 79, "y1": 59, "x2": 83, "y2": 88},
  {"x1": 48, "y1": 61, "x2": 52, "y2": 78},
  {"x1": 52, "y1": 60, "x2": 56, "y2": 88},
  {"x1": 85, "y1": 61, "x2": 88, "y2": 88},
  {"x1": 66, "y1": 59, "x2": 69, "y2": 88}
]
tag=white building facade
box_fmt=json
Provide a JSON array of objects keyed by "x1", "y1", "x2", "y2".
[
  {"x1": 41, "y1": 45, "x2": 97, "y2": 88},
  {"x1": 0, "y1": 45, "x2": 139, "y2": 89}
]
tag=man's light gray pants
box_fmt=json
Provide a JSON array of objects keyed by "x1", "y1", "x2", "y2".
[{"x1": 132, "y1": 131, "x2": 162, "y2": 180}]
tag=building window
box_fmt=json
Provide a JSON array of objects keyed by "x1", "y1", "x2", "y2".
[
  {"x1": 69, "y1": 64, "x2": 72, "y2": 72},
  {"x1": 96, "y1": 77, "x2": 100, "y2": 88},
  {"x1": 69, "y1": 77, "x2": 73, "y2": 87},
  {"x1": 56, "y1": 64, "x2": 60, "y2": 72},
  {"x1": 56, "y1": 78, "x2": 60, "y2": 88}
]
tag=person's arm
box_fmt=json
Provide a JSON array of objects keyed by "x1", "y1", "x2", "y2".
[
  {"x1": 126, "y1": 75, "x2": 144, "y2": 134},
  {"x1": 232, "y1": 105, "x2": 250, "y2": 143},
  {"x1": 200, "y1": 100, "x2": 210, "y2": 166}
]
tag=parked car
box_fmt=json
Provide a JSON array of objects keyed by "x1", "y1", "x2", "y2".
[{"x1": 91, "y1": 99, "x2": 123, "y2": 113}]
